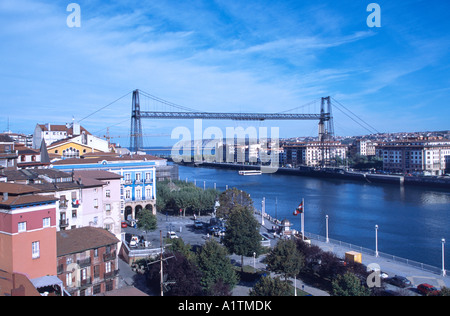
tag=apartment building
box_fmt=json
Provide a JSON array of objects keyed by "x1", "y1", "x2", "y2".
[
  {"x1": 0, "y1": 134, "x2": 17, "y2": 170},
  {"x1": 377, "y1": 139, "x2": 450, "y2": 175},
  {"x1": 56, "y1": 227, "x2": 120, "y2": 296},
  {"x1": 283, "y1": 141, "x2": 348, "y2": 167},
  {"x1": 2, "y1": 168, "x2": 122, "y2": 241},
  {"x1": 355, "y1": 139, "x2": 377, "y2": 156},
  {"x1": 51, "y1": 155, "x2": 158, "y2": 222},
  {"x1": 0, "y1": 183, "x2": 58, "y2": 279}
]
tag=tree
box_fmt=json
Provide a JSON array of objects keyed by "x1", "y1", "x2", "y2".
[
  {"x1": 146, "y1": 252, "x2": 203, "y2": 296},
  {"x1": 266, "y1": 239, "x2": 304, "y2": 282},
  {"x1": 249, "y1": 276, "x2": 292, "y2": 297},
  {"x1": 223, "y1": 205, "x2": 262, "y2": 271},
  {"x1": 167, "y1": 237, "x2": 195, "y2": 262},
  {"x1": 217, "y1": 188, "x2": 253, "y2": 218},
  {"x1": 195, "y1": 239, "x2": 238, "y2": 295},
  {"x1": 332, "y1": 272, "x2": 370, "y2": 296},
  {"x1": 156, "y1": 180, "x2": 220, "y2": 216},
  {"x1": 136, "y1": 209, "x2": 157, "y2": 231}
]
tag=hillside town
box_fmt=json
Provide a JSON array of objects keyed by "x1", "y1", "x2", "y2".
[{"x1": 1, "y1": 123, "x2": 449, "y2": 296}]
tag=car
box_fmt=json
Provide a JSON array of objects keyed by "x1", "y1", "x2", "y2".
[
  {"x1": 193, "y1": 220, "x2": 203, "y2": 229},
  {"x1": 121, "y1": 221, "x2": 128, "y2": 228},
  {"x1": 366, "y1": 264, "x2": 388, "y2": 279},
  {"x1": 167, "y1": 231, "x2": 179, "y2": 239},
  {"x1": 417, "y1": 283, "x2": 440, "y2": 296},
  {"x1": 388, "y1": 275, "x2": 412, "y2": 288},
  {"x1": 129, "y1": 236, "x2": 139, "y2": 248}
]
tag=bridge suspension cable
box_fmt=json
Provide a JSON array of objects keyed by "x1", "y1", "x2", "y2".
[{"x1": 330, "y1": 97, "x2": 380, "y2": 135}]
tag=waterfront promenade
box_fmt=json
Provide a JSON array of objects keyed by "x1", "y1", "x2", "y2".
[{"x1": 257, "y1": 212, "x2": 450, "y2": 292}]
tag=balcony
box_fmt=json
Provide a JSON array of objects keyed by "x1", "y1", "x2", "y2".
[
  {"x1": 59, "y1": 201, "x2": 68, "y2": 209},
  {"x1": 60, "y1": 219, "x2": 69, "y2": 228},
  {"x1": 77, "y1": 257, "x2": 91, "y2": 268},
  {"x1": 104, "y1": 270, "x2": 119, "y2": 280},
  {"x1": 80, "y1": 277, "x2": 92, "y2": 289},
  {"x1": 103, "y1": 251, "x2": 116, "y2": 262}
]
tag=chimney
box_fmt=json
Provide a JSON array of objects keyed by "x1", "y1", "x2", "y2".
[
  {"x1": 73, "y1": 123, "x2": 81, "y2": 136},
  {"x1": 3, "y1": 192, "x2": 8, "y2": 202}
]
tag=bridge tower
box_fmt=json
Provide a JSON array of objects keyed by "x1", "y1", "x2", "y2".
[
  {"x1": 319, "y1": 96, "x2": 335, "y2": 167},
  {"x1": 130, "y1": 89, "x2": 143, "y2": 153}
]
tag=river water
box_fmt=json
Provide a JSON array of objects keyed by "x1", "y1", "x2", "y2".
[{"x1": 177, "y1": 164, "x2": 450, "y2": 269}]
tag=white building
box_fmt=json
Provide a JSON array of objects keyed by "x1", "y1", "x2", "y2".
[
  {"x1": 356, "y1": 139, "x2": 377, "y2": 156},
  {"x1": 377, "y1": 139, "x2": 450, "y2": 175},
  {"x1": 283, "y1": 141, "x2": 348, "y2": 167},
  {"x1": 32, "y1": 122, "x2": 91, "y2": 149}
]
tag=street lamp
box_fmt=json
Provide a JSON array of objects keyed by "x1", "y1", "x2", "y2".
[
  {"x1": 375, "y1": 225, "x2": 379, "y2": 258},
  {"x1": 442, "y1": 238, "x2": 447, "y2": 277},
  {"x1": 326, "y1": 215, "x2": 329, "y2": 243}
]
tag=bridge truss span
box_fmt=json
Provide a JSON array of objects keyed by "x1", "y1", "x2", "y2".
[
  {"x1": 130, "y1": 89, "x2": 334, "y2": 153},
  {"x1": 139, "y1": 111, "x2": 328, "y2": 121}
]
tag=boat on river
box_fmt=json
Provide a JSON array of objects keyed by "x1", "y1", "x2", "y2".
[{"x1": 238, "y1": 170, "x2": 262, "y2": 176}]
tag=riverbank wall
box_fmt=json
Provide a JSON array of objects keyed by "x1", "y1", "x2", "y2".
[{"x1": 178, "y1": 162, "x2": 450, "y2": 189}]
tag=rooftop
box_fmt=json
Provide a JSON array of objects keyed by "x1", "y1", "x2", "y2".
[{"x1": 57, "y1": 227, "x2": 120, "y2": 257}]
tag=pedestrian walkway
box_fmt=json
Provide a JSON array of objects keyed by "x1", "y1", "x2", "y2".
[
  {"x1": 311, "y1": 237, "x2": 450, "y2": 289},
  {"x1": 256, "y1": 212, "x2": 450, "y2": 293}
]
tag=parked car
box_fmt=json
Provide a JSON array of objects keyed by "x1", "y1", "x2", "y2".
[
  {"x1": 167, "y1": 231, "x2": 179, "y2": 239},
  {"x1": 417, "y1": 283, "x2": 440, "y2": 296},
  {"x1": 121, "y1": 221, "x2": 128, "y2": 228},
  {"x1": 388, "y1": 275, "x2": 412, "y2": 288},
  {"x1": 129, "y1": 236, "x2": 139, "y2": 248},
  {"x1": 193, "y1": 220, "x2": 203, "y2": 229}
]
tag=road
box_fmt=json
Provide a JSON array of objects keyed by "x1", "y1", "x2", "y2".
[{"x1": 120, "y1": 212, "x2": 450, "y2": 296}]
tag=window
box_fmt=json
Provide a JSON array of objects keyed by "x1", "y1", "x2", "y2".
[
  {"x1": 93, "y1": 284, "x2": 101, "y2": 295},
  {"x1": 94, "y1": 199, "x2": 98, "y2": 208},
  {"x1": 135, "y1": 188, "x2": 142, "y2": 200},
  {"x1": 125, "y1": 190, "x2": 131, "y2": 199},
  {"x1": 81, "y1": 268, "x2": 87, "y2": 280},
  {"x1": 32, "y1": 241, "x2": 40, "y2": 259},
  {"x1": 43, "y1": 217, "x2": 51, "y2": 228},
  {"x1": 145, "y1": 172, "x2": 152, "y2": 181},
  {"x1": 66, "y1": 272, "x2": 73, "y2": 287},
  {"x1": 135, "y1": 173, "x2": 141, "y2": 181},
  {"x1": 18, "y1": 222, "x2": 27, "y2": 233},
  {"x1": 146, "y1": 187, "x2": 152, "y2": 199},
  {"x1": 94, "y1": 265, "x2": 100, "y2": 279},
  {"x1": 105, "y1": 261, "x2": 112, "y2": 274},
  {"x1": 105, "y1": 204, "x2": 111, "y2": 212},
  {"x1": 105, "y1": 190, "x2": 111, "y2": 198},
  {"x1": 124, "y1": 173, "x2": 131, "y2": 181}
]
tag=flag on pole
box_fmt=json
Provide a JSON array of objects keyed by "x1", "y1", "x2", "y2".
[{"x1": 293, "y1": 201, "x2": 304, "y2": 216}]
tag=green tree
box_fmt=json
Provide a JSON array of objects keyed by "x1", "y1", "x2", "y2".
[
  {"x1": 196, "y1": 239, "x2": 238, "y2": 295},
  {"x1": 217, "y1": 188, "x2": 253, "y2": 218},
  {"x1": 223, "y1": 205, "x2": 262, "y2": 271},
  {"x1": 146, "y1": 252, "x2": 203, "y2": 296},
  {"x1": 156, "y1": 180, "x2": 220, "y2": 216},
  {"x1": 167, "y1": 237, "x2": 195, "y2": 262},
  {"x1": 332, "y1": 272, "x2": 370, "y2": 296},
  {"x1": 266, "y1": 239, "x2": 304, "y2": 282},
  {"x1": 136, "y1": 209, "x2": 157, "y2": 231},
  {"x1": 249, "y1": 276, "x2": 292, "y2": 296}
]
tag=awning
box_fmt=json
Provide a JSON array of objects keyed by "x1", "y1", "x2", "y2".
[{"x1": 31, "y1": 275, "x2": 63, "y2": 289}]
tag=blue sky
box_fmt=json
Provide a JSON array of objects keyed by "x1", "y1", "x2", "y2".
[{"x1": 1, "y1": 0, "x2": 449, "y2": 147}]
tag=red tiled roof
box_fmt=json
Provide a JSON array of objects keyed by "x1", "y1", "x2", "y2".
[{"x1": 57, "y1": 227, "x2": 120, "y2": 257}]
